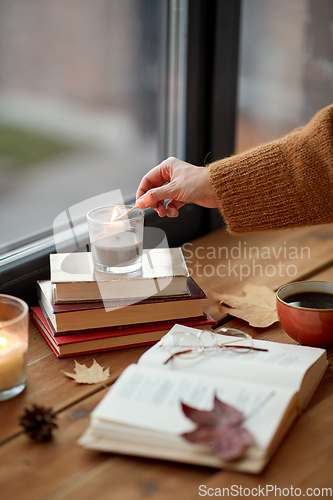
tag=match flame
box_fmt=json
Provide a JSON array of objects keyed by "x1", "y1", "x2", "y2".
[
  {"x1": 110, "y1": 206, "x2": 121, "y2": 222},
  {"x1": 0, "y1": 337, "x2": 7, "y2": 346}
]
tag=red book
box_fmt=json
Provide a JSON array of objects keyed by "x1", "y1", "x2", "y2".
[{"x1": 31, "y1": 306, "x2": 216, "y2": 358}]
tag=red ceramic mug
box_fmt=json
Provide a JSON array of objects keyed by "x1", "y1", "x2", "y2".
[{"x1": 276, "y1": 281, "x2": 333, "y2": 348}]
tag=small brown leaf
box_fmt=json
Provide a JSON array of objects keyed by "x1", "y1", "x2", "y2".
[
  {"x1": 211, "y1": 283, "x2": 278, "y2": 328},
  {"x1": 181, "y1": 395, "x2": 255, "y2": 461},
  {"x1": 63, "y1": 359, "x2": 110, "y2": 384}
]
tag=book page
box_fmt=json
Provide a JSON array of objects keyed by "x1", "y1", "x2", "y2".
[
  {"x1": 92, "y1": 363, "x2": 296, "y2": 450},
  {"x1": 138, "y1": 325, "x2": 327, "y2": 393}
]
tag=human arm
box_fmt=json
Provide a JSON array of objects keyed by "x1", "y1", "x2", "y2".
[
  {"x1": 136, "y1": 105, "x2": 333, "y2": 232},
  {"x1": 136, "y1": 157, "x2": 219, "y2": 217},
  {"x1": 208, "y1": 104, "x2": 333, "y2": 233}
]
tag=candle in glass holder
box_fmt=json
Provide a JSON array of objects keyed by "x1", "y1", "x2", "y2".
[
  {"x1": 0, "y1": 333, "x2": 27, "y2": 392},
  {"x1": 0, "y1": 294, "x2": 28, "y2": 401},
  {"x1": 87, "y1": 206, "x2": 144, "y2": 274},
  {"x1": 92, "y1": 230, "x2": 142, "y2": 268}
]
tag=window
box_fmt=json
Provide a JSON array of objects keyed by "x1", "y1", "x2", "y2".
[
  {"x1": 0, "y1": 0, "x2": 241, "y2": 304},
  {"x1": 0, "y1": 0, "x2": 163, "y2": 254},
  {"x1": 236, "y1": 0, "x2": 333, "y2": 151}
]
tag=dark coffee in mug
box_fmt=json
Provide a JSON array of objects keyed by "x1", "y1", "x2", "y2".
[{"x1": 284, "y1": 291, "x2": 333, "y2": 309}]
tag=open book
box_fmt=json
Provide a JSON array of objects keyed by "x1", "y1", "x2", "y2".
[{"x1": 79, "y1": 325, "x2": 328, "y2": 473}]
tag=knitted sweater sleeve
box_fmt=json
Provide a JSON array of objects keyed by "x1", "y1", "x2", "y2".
[{"x1": 208, "y1": 104, "x2": 333, "y2": 233}]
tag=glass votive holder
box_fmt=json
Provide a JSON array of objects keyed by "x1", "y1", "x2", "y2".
[
  {"x1": 87, "y1": 205, "x2": 144, "y2": 274},
  {"x1": 0, "y1": 294, "x2": 29, "y2": 401}
]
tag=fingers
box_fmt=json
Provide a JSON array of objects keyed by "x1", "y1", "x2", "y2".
[
  {"x1": 136, "y1": 162, "x2": 171, "y2": 201},
  {"x1": 136, "y1": 157, "x2": 195, "y2": 217},
  {"x1": 136, "y1": 190, "x2": 168, "y2": 217},
  {"x1": 136, "y1": 170, "x2": 165, "y2": 213},
  {"x1": 136, "y1": 177, "x2": 180, "y2": 211},
  {"x1": 155, "y1": 200, "x2": 167, "y2": 217},
  {"x1": 137, "y1": 199, "x2": 182, "y2": 218},
  {"x1": 165, "y1": 200, "x2": 184, "y2": 217}
]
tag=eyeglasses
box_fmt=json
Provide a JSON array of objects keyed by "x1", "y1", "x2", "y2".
[{"x1": 157, "y1": 327, "x2": 268, "y2": 364}]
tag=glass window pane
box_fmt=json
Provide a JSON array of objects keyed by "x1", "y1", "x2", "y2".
[
  {"x1": 0, "y1": 0, "x2": 163, "y2": 253},
  {"x1": 236, "y1": 0, "x2": 333, "y2": 153}
]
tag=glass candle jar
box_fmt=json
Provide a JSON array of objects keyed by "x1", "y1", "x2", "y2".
[
  {"x1": 0, "y1": 294, "x2": 29, "y2": 401},
  {"x1": 87, "y1": 205, "x2": 144, "y2": 274}
]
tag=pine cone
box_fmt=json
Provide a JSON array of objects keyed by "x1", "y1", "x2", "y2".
[{"x1": 19, "y1": 404, "x2": 58, "y2": 442}]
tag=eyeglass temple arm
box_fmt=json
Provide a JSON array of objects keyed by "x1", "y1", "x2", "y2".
[
  {"x1": 213, "y1": 328, "x2": 269, "y2": 352},
  {"x1": 221, "y1": 345, "x2": 269, "y2": 352},
  {"x1": 163, "y1": 349, "x2": 194, "y2": 365}
]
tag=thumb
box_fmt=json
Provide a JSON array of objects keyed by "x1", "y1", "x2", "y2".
[{"x1": 137, "y1": 185, "x2": 176, "y2": 209}]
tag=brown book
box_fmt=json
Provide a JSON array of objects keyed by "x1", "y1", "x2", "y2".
[
  {"x1": 31, "y1": 306, "x2": 215, "y2": 357},
  {"x1": 50, "y1": 248, "x2": 189, "y2": 303},
  {"x1": 37, "y1": 277, "x2": 207, "y2": 333}
]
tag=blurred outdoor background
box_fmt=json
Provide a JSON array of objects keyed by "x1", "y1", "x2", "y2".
[
  {"x1": 1, "y1": 0, "x2": 333, "y2": 253},
  {"x1": 0, "y1": 0, "x2": 162, "y2": 251},
  {"x1": 236, "y1": 0, "x2": 333, "y2": 152}
]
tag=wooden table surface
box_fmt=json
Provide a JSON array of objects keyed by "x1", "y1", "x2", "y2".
[{"x1": 1, "y1": 224, "x2": 333, "y2": 499}]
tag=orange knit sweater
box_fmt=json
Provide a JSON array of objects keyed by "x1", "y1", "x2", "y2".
[{"x1": 208, "y1": 105, "x2": 333, "y2": 233}]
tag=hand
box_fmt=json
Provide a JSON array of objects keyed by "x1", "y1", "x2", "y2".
[{"x1": 136, "y1": 157, "x2": 218, "y2": 217}]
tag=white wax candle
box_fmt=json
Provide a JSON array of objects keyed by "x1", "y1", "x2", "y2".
[
  {"x1": 0, "y1": 332, "x2": 27, "y2": 391},
  {"x1": 92, "y1": 231, "x2": 142, "y2": 267}
]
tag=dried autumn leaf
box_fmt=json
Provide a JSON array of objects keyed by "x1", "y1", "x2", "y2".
[
  {"x1": 181, "y1": 395, "x2": 255, "y2": 461},
  {"x1": 63, "y1": 359, "x2": 110, "y2": 384},
  {"x1": 212, "y1": 283, "x2": 278, "y2": 328}
]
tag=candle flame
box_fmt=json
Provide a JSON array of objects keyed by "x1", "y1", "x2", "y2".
[
  {"x1": 0, "y1": 337, "x2": 7, "y2": 345},
  {"x1": 110, "y1": 206, "x2": 122, "y2": 222}
]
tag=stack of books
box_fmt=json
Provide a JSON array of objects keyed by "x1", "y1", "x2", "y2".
[{"x1": 31, "y1": 248, "x2": 215, "y2": 357}]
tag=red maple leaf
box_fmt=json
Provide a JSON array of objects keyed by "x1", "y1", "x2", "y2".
[{"x1": 181, "y1": 395, "x2": 255, "y2": 461}]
